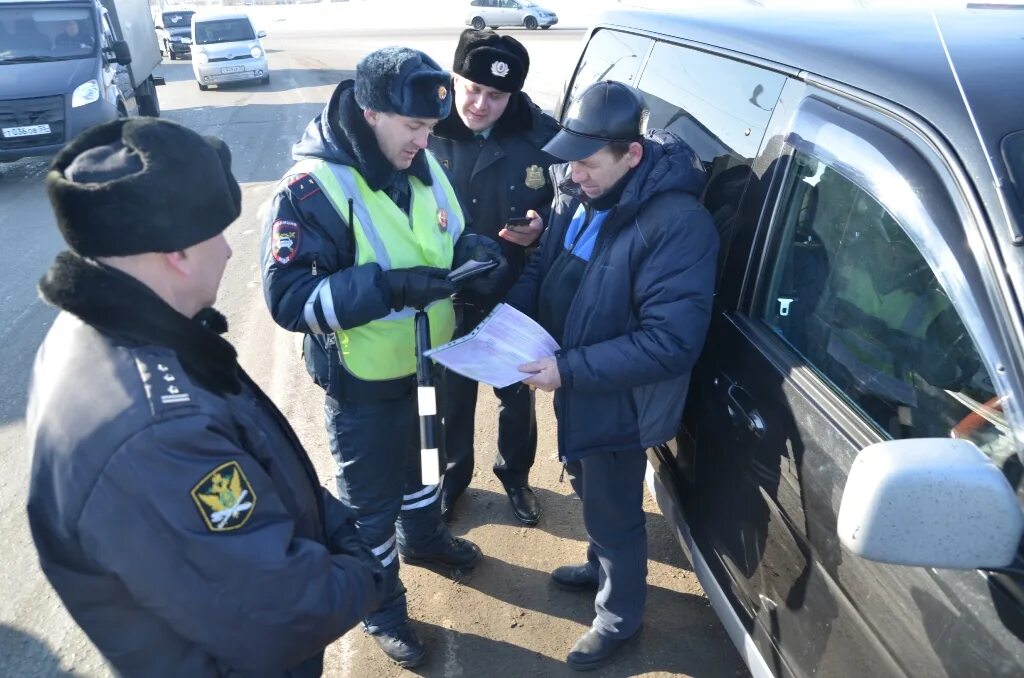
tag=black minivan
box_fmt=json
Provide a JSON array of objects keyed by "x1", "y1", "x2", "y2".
[{"x1": 558, "y1": 4, "x2": 1024, "y2": 677}]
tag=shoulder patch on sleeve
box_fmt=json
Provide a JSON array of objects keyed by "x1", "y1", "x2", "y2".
[
  {"x1": 286, "y1": 173, "x2": 323, "y2": 202},
  {"x1": 191, "y1": 461, "x2": 257, "y2": 532},
  {"x1": 132, "y1": 349, "x2": 199, "y2": 418},
  {"x1": 271, "y1": 219, "x2": 302, "y2": 265}
]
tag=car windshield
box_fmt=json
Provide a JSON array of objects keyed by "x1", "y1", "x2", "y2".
[
  {"x1": 0, "y1": 6, "x2": 97, "y2": 64},
  {"x1": 194, "y1": 18, "x2": 254, "y2": 45},
  {"x1": 162, "y1": 12, "x2": 193, "y2": 29},
  {"x1": 1003, "y1": 130, "x2": 1024, "y2": 226}
]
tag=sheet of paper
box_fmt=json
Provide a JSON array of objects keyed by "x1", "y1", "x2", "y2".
[{"x1": 424, "y1": 303, "x2": 560, "y2": 388}]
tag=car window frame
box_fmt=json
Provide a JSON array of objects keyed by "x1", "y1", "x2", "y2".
[
  {"x1": 558, "y1": 27, "x2": 655, "y2": 123},
  {"x1": 743, "y1": 89, "x2": 1024, "y2": 465}
]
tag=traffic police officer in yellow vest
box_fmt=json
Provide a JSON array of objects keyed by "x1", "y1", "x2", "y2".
[{"x1": 261, "y1": 47, "x2": 509, "y2": 668}]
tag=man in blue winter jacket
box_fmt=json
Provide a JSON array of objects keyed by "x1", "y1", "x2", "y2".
[{"x1": 507, "y1": 80, "x2": 719, "y2": 671}]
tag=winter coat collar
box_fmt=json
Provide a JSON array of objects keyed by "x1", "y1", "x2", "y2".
[
  {"x1": 38, "y1": 251, "x2": 242, "y2": 395},
  {"x1": 292, "y1": 80, "x2": 432, "y2": 192}
]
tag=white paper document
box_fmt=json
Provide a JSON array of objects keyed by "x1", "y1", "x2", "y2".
[{"x1": 424, "y1": 303, "x2": 560, "y2": 389}]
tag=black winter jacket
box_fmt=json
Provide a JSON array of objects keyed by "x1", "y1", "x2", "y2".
[
  {"x1": 27, "y1": 253, "x2": 380, "y2": 677},
  {"x1": 505, "y1": 131, "x2": 719, "y2": 461},
  {"x1": 261, "y1": 80, "x2": 452, "y2": 402},
  {"x1": 428, "y1": 90, "x2": 558, "y2": 302}
]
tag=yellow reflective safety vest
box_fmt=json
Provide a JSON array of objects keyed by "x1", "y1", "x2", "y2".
[{"x1": 289, "y1": 152, "x2": 464, "y2": 381}]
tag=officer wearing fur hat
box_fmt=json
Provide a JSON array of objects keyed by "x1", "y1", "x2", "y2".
[
  {"x1": 261, "y1": 47, "x2": 509, "y2": 667},
  {"x1": 429, "y1": 29, "x2": 559, "y2": 526},
  {"x1": 26, "y1": 118, "x2": 385, "y2": 677}
]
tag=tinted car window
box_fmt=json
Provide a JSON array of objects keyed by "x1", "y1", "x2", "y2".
[
  {"x1": 761, "y1": 150, "x2": 1011, "y2": 462},
  {"x1": 566, "y1": 30, "x2": 652, "y2": 108},
  {"x1": 636, "y1": 42, "x2": 785, "y2": 165},
  {"x1": 195, "y1": 18, "x2": 254, "y2": 45}
]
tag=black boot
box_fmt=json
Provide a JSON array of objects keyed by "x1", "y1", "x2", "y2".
[
  {"x1": 503, "y1": 484, "x2": 540, "y2": 526},
  {"x1": 370, "y1": 621, "x2": 426, "y2": 668},
  {"x1": 566, "y1": 625, "x2": 642, "y2": 671},
  {"x1": 401, "y1": 536, "x2": 481, "y2": 571},
  {"x1": 551, "y1": 563, "x2": 599, "y2": 592}
]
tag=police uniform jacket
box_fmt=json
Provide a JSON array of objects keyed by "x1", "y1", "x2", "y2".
[
  {"x1": 26, "y1": 253, "x2": 381, "y2": 677},
  {"x1": 428, "y1": 90, "x2": 559, "y2": 304},
  {"x1": 262, "y1": 80, "x2": 459, "y2": 402},
  {"x1": 504, "y1": 131, "x2": 719, "y2": 461}
]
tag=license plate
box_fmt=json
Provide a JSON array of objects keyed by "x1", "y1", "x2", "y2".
[
  {"x1": 221, "y1": 65, "x2": 244, "y2": 74},
  {"x1": 1, "y1": 124, "x2": 51, "y2": 138}
]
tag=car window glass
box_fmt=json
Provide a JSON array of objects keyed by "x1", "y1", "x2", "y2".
[
  {"x1": 761, "y1": 149, "x2": 1012, "y2": 463},
  {"x1": 637, "y1": 42, "x2": 785, "y2": 165},
  {"x1": 566, "y1": 30, "x2": 652, "y2": 106}
]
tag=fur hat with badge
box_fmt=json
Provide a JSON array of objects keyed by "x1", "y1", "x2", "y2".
[
  {"x1": 45, "y1": 117, "x2": 242, "y2": 258},
  {"x1": 355, "y1": 46, "x2": 453, "y2": 119},
  {"x1": 452, "y1": 28, "x2": 529, "y2": 93}
]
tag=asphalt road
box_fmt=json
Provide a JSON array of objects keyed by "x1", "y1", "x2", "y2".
[{"x1": 0, "y1": 26, "x2": 746, "y2": 677}]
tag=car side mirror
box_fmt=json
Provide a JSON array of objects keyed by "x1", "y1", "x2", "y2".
[
  {"x1": 107, "y1": 40, "x2": 131, "y2": 66},
  {"x1": 837, "y1": 438, "x2": 1023, "y2": 570},
  {"x1": 257, "y1": 30, "x2": 267, "y2": 38}
]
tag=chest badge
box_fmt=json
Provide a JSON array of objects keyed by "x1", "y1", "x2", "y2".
[
  {"x1": 437, "y1": 207, "x2": 449, "y2": 232},
  {"x1": 525, "y1": 165, "x2": 546, "y2": 190},
  {"x1": 191, "y1": 461, "x2": 257, "y2": 532}
]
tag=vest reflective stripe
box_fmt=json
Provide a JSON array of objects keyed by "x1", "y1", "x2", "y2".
[{"x1": 287, "y1": 155, "x2": 462, "y2": 380}]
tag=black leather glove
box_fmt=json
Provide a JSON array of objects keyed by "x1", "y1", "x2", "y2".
[
  {"x1": 451, "y1": 234, "x2": 511, "y2": 297},
  {"x1": 334, "y1": 521, "x2": 388, "y2": 607},
  {"x1": 384, "y1": 266, "x2": 456, "y2": 311}
]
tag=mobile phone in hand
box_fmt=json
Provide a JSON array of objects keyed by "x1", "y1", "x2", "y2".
[{"x1": 505, "y1": 216, "x2": 533, "y2": 232}]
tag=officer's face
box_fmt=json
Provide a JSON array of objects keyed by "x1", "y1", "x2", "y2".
[
  {"x1": 185, "y1": 232, "x2": 232, "y2": 313},
  {"x1": 570, "y1": 142, "x2": 643, "y2": 199},
  {"x1": 453, "y1": 74, "x2": 511, "y2": 133},
  {"x1": 364, "y1": 110, "x2": 439, "y2": 170}
]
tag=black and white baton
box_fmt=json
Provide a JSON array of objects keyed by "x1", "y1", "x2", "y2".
[{"x1": 415, "y1": 309, "x2": 442, "y2": 486}]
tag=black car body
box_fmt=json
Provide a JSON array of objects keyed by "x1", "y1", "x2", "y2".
[
  {"x1": 559, "y1": 5, "x2": 1024, "y2": 677},
  {"x1": 154, "y1": 9, "x2": 193, "y2": 59}
]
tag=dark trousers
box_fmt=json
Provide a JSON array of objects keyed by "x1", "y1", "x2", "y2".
[
  {"x1": 565, "y1": 450, "x2": 648, "y2": 639},
  {"x1": 441, "y1": 303, "x2": 538, "y2": 506},
  {"x1": 325, "y1": 393, "x2": 451, "y2": 634}
]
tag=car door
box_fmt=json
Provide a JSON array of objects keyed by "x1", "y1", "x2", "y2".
[{"x1": 682, "y1": 77, "x2": 1024, "y2": 677}]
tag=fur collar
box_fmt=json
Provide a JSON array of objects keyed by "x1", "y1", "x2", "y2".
[
  {"x1": 328, "y1": 84, "x2": 432, "y2": 191},
  {"x1": 432, "y1": 89, "x2": 535, "y2": 143},
  {"x1": 38, "y1": 251, "x2": 242, "y2": 395}
]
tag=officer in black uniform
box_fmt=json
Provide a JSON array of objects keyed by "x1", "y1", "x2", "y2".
[
  {"x1": 429, "y1": 29, "x2": 559, "y2": 525},
  {"x1": 26, "y1": 118, "x2": 385, "y2": 677}
]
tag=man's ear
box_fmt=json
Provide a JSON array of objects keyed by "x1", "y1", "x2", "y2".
[
  {"x1": 363, "y1": 108, "x2": 379, "y2": 128},
  {"x1": 627, "y1": 141, "x2": 644, "y2": 168},
  {"x1": 163, "y1": 250, "x2": 191, "y2": 277}
]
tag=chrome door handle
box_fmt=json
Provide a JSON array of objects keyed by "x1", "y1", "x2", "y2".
[{"x1": 726, "y1": 383, "x2": 767, "y2": 439}]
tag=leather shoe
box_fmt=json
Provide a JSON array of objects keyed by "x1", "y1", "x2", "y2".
[
  {"x1": 504, "y1": 485, "x2": 540, "y2": 526},
  {"x1": 551, "y1": 563, "x2": 599, "y2": 592},
  {"x1": 370, "y1": 622, "x2": 426, "y2": 668},
  {"x1": 401, "y1": 536, "x2": 481, "y2": 571},
  {"x1": 566, "y1": 625, "x2": 642, "y2": 671}
]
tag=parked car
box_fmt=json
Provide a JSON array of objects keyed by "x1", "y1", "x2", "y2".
[
  {"x1": 190, "y1": 11, "x2": 268, "y2": 90},
  {"x1": 465, "y1": 0, "x2": 557, "y2": 30},
  {"x1": 560, "y1": 5, "x2": 1024, "y2": 677},
  {"x1": 153, "y1": 8, "x2": 194, "y2": 61}
]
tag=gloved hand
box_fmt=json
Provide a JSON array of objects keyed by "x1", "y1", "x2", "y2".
[
  {"x1": 451, "y1": 233, "x2": 511, "y2": 297},
  {"x1": 384, "y1": 266, "x2": 456, "y2": 311},
  {"x1": 334, "y1": 521, "x2": 388, "y2": 607}
]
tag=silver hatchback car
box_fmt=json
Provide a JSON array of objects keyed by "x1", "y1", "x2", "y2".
[
  {"x1": 190, "y1": 12, "x2": 269, "y2": 90},
  {"x1": 465, "y1": 0, "x2": 558, "y2": 30}
]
